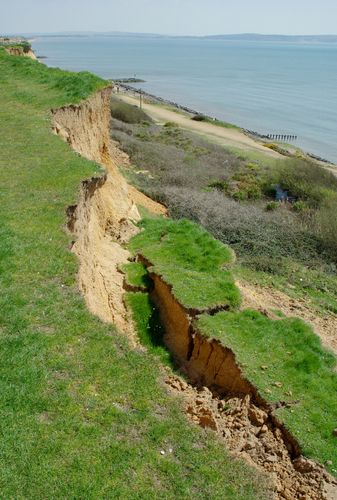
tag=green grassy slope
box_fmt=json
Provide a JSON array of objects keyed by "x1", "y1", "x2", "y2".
[
  {"x1": 197, "y1": 311, "x2": 337, "y2": 474},
  {"x1": 127, "y1": 215, "x2": 337, "y2": 476},
  {"x1": 0, "y1": 49, "x2": 270, "y2": 498},
  {"x1": 129, "y1": 217, "x2": 240, "y2": 310}
]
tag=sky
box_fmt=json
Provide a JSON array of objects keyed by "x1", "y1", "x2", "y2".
[{"x1": 1, "y1": 0, "x2": 337, "y2": 36}]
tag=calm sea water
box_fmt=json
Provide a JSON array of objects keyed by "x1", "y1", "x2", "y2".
[{"x1": 32, "y1": 35, "x2": 337, "y2": 163}]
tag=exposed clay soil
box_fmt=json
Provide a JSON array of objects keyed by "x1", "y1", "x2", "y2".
[
  {"x1": 53, "y1": 87, "x2": 164, "y2": 340},
  {"x1": 166, "y1": 375, "x2": 337, "y2": 500},
  {"x1": 5, "y1": 46, "x2": 37, "y2": 60},
  {"x1": 237, "y1": 281, "x2": 337, "y2": 356},
  {"x1": 144, "y1": 269, "x2": 337, "y2": 499}
]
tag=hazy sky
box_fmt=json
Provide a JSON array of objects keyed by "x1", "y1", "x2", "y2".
[{"x1": 2, "y1": 0, "x2": 337, "y2": 36}]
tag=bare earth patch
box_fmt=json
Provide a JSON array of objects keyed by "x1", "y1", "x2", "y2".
[{"x1": 166, "y1": 375, "x2": 337, "y2": 500}]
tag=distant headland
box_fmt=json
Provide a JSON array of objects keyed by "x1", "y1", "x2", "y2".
[{"x1": 4, "y1": 32, "x2": 337, "y2": 43}]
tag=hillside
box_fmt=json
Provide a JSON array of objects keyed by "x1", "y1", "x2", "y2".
[
  {"x1": 1, "y1": 45, "x2": 336, "y2": 500},
  {"x1": 0, "y1": 44, "x2": 270, "y2": 499}
]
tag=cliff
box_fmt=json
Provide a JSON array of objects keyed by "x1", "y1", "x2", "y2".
[
  {"x1": 52, "y1": 86, "x2": 141, "y2": 337},
  {"x1": 5, "y1": 46, "x2": 37, "y2": 60}
]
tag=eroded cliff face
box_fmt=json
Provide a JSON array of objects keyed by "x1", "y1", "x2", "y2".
[
  {"x1": 138, "y1": 266, "x2": 337, "y2": 500},
  {"x1": 5, "y1": 46, "x2": 37, "y2": 60},
  {"x1": 52, "y1": 88, "x2": 113, "y2": 165},
  {"x1": 52, "y1": 87, "x2": 140, "y2": 339}
]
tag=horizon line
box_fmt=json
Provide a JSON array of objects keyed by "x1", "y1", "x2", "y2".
[{"x1": 4, "y1": 31, "x2": 337, "y2": 38}]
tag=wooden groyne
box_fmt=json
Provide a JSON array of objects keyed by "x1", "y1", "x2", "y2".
[{"x1": 266, "y1": 134, "x2": 297, "y2": 141}]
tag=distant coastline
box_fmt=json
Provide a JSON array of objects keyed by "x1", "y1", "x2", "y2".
[
  {"x1": 8, "y1": 32, "x2": 337, "y2": 43},
  {"x1": 31, "y1": 35, "x2": 337, "y2": 163},
  {"x1": 117, "y1": 83, "x2": 336, "y2": 167}
]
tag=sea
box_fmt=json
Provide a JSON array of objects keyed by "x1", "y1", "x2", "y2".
[{"x1": 32, "y1": 35, "x2": 337, "y2": 163}]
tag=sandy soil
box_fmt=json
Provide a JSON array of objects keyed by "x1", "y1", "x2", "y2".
[
  {"x1": 118, "y1": 93, "x2": 281, "y2": 158},
  {"x1": 166, "y1": 376, "x2": 337, "y2": 500}
]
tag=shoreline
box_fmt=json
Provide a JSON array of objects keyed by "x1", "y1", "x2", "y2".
[{"x1": 117, "y1": 83, "x2": 337, "y2": 168}]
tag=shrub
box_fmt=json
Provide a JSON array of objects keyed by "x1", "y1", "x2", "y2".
[
  {"x1": 276, "y1": 159, "x2": 337, "y2": 208},
  {"x1": 159, "y1": 186, "x2": 324, "y2": 264},
  {"x1": 111, "y1": 98, "x2": 152, "y2": 124},
  {"x1": 110, "y1": 118, "x2": 336, "y2": 266},
  {"x1": 292, "y1": 200, "x2": 308, "y2": 212},
  {"x1": 192, "y1": 114, "x2": 207, "y2": 122},
  {"x1": 316, "y1": 199, "x2": 337, "y2": 261},
  {"x1": 265, "y1": 201, "x2": 279, "y2": 211}
]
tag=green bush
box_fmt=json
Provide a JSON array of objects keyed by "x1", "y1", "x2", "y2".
[
  {"x1": 277, "y1": 159, "x2": 337, "y2": 208},
  {"x1": 316, "y1": 198, "x2": 337, "y2": 260},
  {"x1": 192, "y1": 114, "x2": 207, "y2": 122},
  {"x1": 111, "y1": 98, "x2": 152, "y2": 124},
  {"x1": 265, "y1": 201, "x2": 279, "y2": 211},
  {"x1": 292, "y1": 200, "x2": 308, "y2": 212}
]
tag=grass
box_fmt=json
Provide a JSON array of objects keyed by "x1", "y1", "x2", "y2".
[
  {"x1": 129, "y1": 217, "x2": 241, "y2": 310},
  {"x1": 120, "y1": 261, "x2": 151, "y2": 290},
  {"x1": 0, "y1": 48, "x2": 271, "y2": 497},
  {"x1": 125, "y1": 292, "x2": 172, "y2": 365},
  {"x1": 196, "y1": 310, "x2": 337, "y2": 475},
  {"x1": 234, "y1": 260, "x2": 337, "y2": 316}
]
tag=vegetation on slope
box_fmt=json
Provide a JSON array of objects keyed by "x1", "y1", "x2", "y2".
[
  {"x1": 111, "y1": 96, "x2": 153, "y2": 123},
  {"x1": 197, "y1": 311, "x2": 337, "y2": 474},
  {"x1": 129, "y1": 217, "x2": 240, "y2": 310},
  {"x1": 0, "y1": 48, "x2": 270, "y2": 497},
  {"x1": 127, "y1": 215, "x2": 337, "y2": 476},
  {"x1": 125, "y1": 291, "x2": 171, "y2": 365},
  {"x1": 120, "y1": 261, "x2": 150, "y2": 290},
  {"x1": 111, "y1": 100, "x2": 337, "y2": 316}
]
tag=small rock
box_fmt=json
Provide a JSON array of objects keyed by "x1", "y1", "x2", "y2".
[
  {"x1": 243, "y1": 439, "x2": 256, "y2": 451},
  {"x1": 198, "y1": 409, "x2": 218, "y2": 431},
  {"x1": 282, "y1": 488, "x2": 294, "y2": 500},
  {"x1": 248, "y1": 407, "x2": 268, "y2": 426},
  {"x1": 260, "y1": 365, "x2": 268, "y2": 370},
  {"x1": 273, "y1": 382, "x2": 283, "y2": 388},
  {"x1": 168, "y1": 447, "x2": 173, "y2": 453},
  {"x1": 223, "y1": 429, "x2": 231, "y2": 439},
  {"x1": 160, "y1": 450, "x2": 165, "y2": 456},
  {"x1": 259, "y1": 425, "x2": 268, "y2": 434},
  {"x1": 332, "y1": 429, "x2": 337, "y2": 437},
  {"x1": 293, "y1": 456, "x2": 316, "y2": 473}
]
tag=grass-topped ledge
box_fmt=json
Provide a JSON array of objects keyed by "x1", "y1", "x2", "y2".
[
  {"x1": 196, "y1": 309, "x2": 337, "y2": 475},
  {"x1": 128, "y1": 217, "x2": 241, "y2": 311}
]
